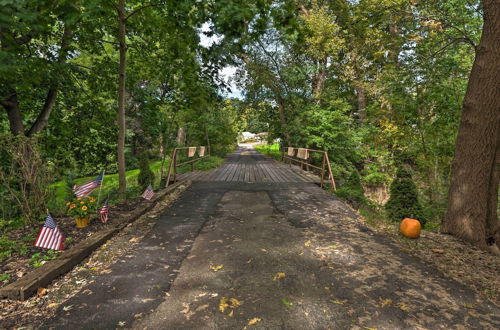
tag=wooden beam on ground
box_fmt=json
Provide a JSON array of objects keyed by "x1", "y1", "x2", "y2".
[{"x1": 0, "y1": 181, "x2": 189, "y2": 301}]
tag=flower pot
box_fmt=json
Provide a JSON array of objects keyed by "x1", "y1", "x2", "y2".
[{"x1": 75, "y1": 215, "x2": 91, "y2": 228}]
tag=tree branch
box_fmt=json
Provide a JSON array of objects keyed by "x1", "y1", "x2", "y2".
[{"x1": 27, "y1": 26, "x2": 73, "y2": 136}]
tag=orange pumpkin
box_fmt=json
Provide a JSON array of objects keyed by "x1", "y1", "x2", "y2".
[{"x1": 399, "y1": 218, "x2": 421, "y2": 239}]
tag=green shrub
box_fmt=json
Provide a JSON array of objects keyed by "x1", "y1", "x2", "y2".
[
  {"x1": 334, "y1": 170, "x2": 367, "y2": 208},
  {"x1": 137, "y1": 153, "x2": 155, "y2": 189},
  {"x1": 385, "y1": 167, "x2": 426, "y2": 226}
]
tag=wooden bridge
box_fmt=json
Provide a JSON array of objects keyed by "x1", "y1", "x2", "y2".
[{"x1": 174, "y1": 145, "x2": 321, "y2": 184}]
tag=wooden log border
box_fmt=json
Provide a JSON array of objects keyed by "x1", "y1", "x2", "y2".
[{"x1": 0, "y1": 180, "x2": 191, "y2": 301}]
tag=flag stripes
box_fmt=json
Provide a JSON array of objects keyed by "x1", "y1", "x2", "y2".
[
  {"x1": 73, "y1": 172, "x2": 104, "y2": 197},
  {"x1": 99, "y1": 200, "x2": 109, "y2": 224},
  {"x1": 34, "y1": 214, "x2": 64, "y2": 251}
]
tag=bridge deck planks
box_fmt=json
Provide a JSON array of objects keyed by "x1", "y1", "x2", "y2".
[{"x1": 175, "y1": 146, "x2": 322, "y2": 184}]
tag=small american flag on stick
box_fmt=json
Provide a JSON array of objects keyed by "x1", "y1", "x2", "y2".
[
  {"x1": 34, "y1": 214, "x2": 64, "y2": 251},
  {"x1": 99, "y1": 199, "x2": 109, "y2": 224},
  {"x1": 73, "y1": 172, "x2": 104, "y2": 197},
  {"x1": 141, "y1": 184, "x2": 155, "y2": 200}
]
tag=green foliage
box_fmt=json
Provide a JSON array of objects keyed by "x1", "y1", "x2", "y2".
[
  {"x1": 385, "y1": 167, "x2": 426, "y2": 226},
  {"x1": 0, "y1": 235, "x2": 28, "y2": 262},
  {"x1": 334, "y1": 170, "x2": 367, "y2": 208},
  {"x1": 0, "y1": 273, "x2": 10, "y2": 281},
  {"x1": 255, "y1": 143, "x2": 281, "y2": 161},
  {"x1": 29, "y1": 250, "x2": 60, "y2": 268},
  {"x1": 137, "y1": 153, "x2": 155, "y2": 190}
]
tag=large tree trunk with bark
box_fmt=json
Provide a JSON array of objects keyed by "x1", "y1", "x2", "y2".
[
  {"x1": 442, "y1": 0, "x2": 500, "y2": 253},
  {"x1": 117, "y1": 0, "x2": 127, "y2": 201}
]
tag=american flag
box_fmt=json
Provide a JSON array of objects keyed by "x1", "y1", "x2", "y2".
[
  {"x1": 73, "y1": 172, "x2": 104, "y2": 197},
  {"x1": 99, "y1": 199, "x2": 109, "y2": 224},
  {"x1": 34, "y1": 214, "x2": 64, "y2": 251},
  {"x1": 141, "y1": 184, "x2": 155, "y2": 200}
]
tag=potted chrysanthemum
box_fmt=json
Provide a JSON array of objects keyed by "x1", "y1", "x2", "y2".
[{"x1": 66, "y1": 196, "x2": 97, "y2": 228}]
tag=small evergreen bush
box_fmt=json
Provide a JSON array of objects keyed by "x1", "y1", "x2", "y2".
[
  {"x1": 385, "y1": 167, "x2": 426, "y2": 226},
  {"x1": 137, "y1": 153, "x2": 155, "y2": 189}
]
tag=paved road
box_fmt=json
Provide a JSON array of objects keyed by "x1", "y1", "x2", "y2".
[{"x1": 43, "y1": 147, "x2": 500, "y2": 329}]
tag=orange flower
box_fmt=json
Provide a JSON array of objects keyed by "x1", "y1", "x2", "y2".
[
  {"x1": 70, "y1": 204, "x2": 76, "y2": 209},
  {"x1": 82, "y1": 206, "x2": 88, "y2": 211}
]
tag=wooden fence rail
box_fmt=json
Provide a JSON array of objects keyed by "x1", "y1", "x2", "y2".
[
  {"x1": 282, "y1": 147, "x2": 336, "y2": 189},
  {"x1": 166, "y1": 146, "x2": 210, "y2": 186}
]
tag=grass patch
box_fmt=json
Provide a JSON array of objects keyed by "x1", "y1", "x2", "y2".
[
  {"x1": 48, "y1": 156, "x2": 224, "y2": 215},
  {"x1": 254, "y1": 143, "x2": 281, "y2": 161}
]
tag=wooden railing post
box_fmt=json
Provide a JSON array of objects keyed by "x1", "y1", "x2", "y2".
[
  {"x1": 165, "y1": 148, "x2": 176, "y2": 187},
  {"x1": 324, "y1": 152, "x2": 336, "y2": 190},
  {"x1": 320, "y1": 153, "x2": 326, "y2": 188}
]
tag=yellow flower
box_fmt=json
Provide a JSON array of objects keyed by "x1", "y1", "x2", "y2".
[
  {"x1": 77, "y1": 197, "x2": 82, "y2": 201},
  {"x1": 82, "y1": 206, "x2": 88, "y2": 211},
  {"x1": 66, "y1": 202, "x2": 70, "y2": 206},
  {"x1": 80, "y1": 201, "x2": 85, "y2": 204},
  {"x1": 70, "y1": 204, "x2": 76, "y2": 209}
]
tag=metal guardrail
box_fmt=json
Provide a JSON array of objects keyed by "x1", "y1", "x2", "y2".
[
  {"x1": 282, "y1": 147, "x2": 336, "y2": 189},
  {"x1": 165, "y1": 146, "x2": 210, "y2": 186}
]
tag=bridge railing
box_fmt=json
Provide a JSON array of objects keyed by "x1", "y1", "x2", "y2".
[
  {"x1": 166, "y1": 146, "x2": 210, "y2": 186},
  {"x1": 282, "y1": 147, "x2": 336, "y2": 190}
]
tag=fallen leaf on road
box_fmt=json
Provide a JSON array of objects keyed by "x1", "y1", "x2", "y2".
[
  {"x1": 117, "y1": 321, "x2": 126, "y2": 327},
  {"x1": 196, "y1": 304, "x2": 209, "y2": 312},
  {"x1": 62, "y1": 305, "x2": 73, "y2": 311},
  {"x1": 397, "y1": 302, "x2": 410, "y2": 311},
  {"x1": 16, "y1": 271, "x2": 24, "y2": 278},
  {"x1": 260, "y1": 248, "x2": 267, "y2": 252},
  {"x1": 246, "y1": 258, "x2": 253, "y2": 264},
  {"x1": 100, "y1": 269, "x2": 112, "y2": 274},
  {"x1": 432, "y1": 249, "x2": 444, "y2": 254},
  {"x1": 281, "y1": 298, "x2": 293, "y2": 307},
  {"x1": 129, "y1": 237, "x2": 140, "y2": 243},
  {"x1": 210, "y1": 264, "x2": 224, "y2": 272},
  {"x1": 273, "y1": 272, "x2": 286, "y2": 281},
  {"x1": 330, "y1": 300, "x2": 344, "y2": 305},
  {"x1": 304, "y1": 241, "x2": 312, "y2": 247},
  {"x1": 248, "y1": 317, "x2": 262, "y2": 325},
  {"x1": 181, "y1": 303, "x2": 190, "y2": 314},
  {"x1": 329, "y1": 245, "x2": 337, "y2": 249},
  {"x1": 379, "y1": 298, "x2": 392, "y2": 307},
  {"x1": 47, "y1": 303, "x2": 59, "y2": 309},
  {"x1": 219, "y1": 297, "x2": 242, "y2": 313},
  {"x1": 228, "y1": 310, "x2": 234, "y2": 317},
  {"x1": 37, "y1": 287, "x2": 47, "y2": 297}
]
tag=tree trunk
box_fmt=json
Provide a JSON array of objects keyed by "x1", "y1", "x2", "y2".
[
  {"x1": 1, "y1": 90, "x2": 25, "y2": 135},
  {"x1": 176, "y1": 127, "x2": 186, "y2": 146},
  {"x1": 1, "y1": 26, "x2": 72, "y2": 137},
  {"x1": 442, "y1": 0, "x2": 500, "y2": 252},
  {"x1": 276, "y1": 98, "x2": 290, "y2": 143},
  {"x1": 312, "y1": 58, "x2": 327, "y2": 104},
  {"x1": 355, "y1": 85, "x2": 366, "y2": 121},
  {"x1": 117, "y1": 0, "x2": 127, "y2": 201}
]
